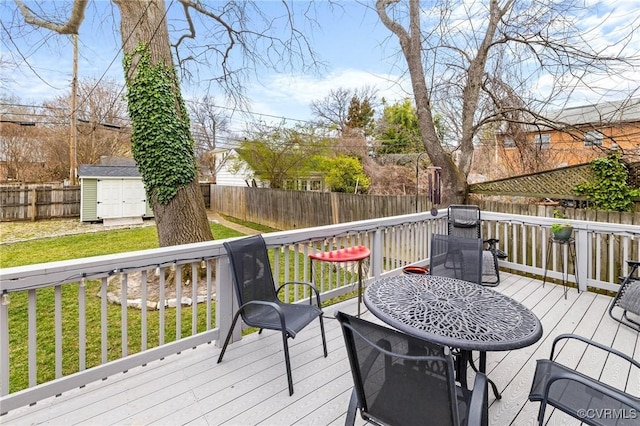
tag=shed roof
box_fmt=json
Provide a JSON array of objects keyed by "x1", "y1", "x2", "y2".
[{"x1": 78, "y1": 164, "x2": 141, "y2": 178}]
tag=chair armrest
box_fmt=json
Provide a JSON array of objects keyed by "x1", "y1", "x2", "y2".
[
  {"x1": 239, "y1": 299, "x2": 282, "y2": 313},
  {"x1": 533, "y1": 365, "x2": 640, "y2": 425},
  {"x1": 621, "y1": 260, "x2": 640, "y2": 282},
  {"x1": 550, "y1": 334, "x2": 640, "y2": 372},
  {"x1": 467, "y1": 372, "x2": 488, "y2": 426},
  {"x1": 483, "y1": 239, "x2": 507, "y2": 259},
  {"x1": 530, "y1": 359, "x2": 640, "y2": 426},
  {"x1": 276, "y1": 281, "x2": 322, "y2": 307},
  {"x1": 238, "y1": 300, "x2": 287, "y2": 333},
  {"x1": 543, "y1": 371, "x2": 640, "y2": 409}
]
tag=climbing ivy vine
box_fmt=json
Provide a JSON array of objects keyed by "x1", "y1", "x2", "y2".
[
  {"x1": 123, "y1": 43, "x2": 196, "y2": 205},
  {"x1": 574, "y1": 151, "x2": 640, "y2": 212}
]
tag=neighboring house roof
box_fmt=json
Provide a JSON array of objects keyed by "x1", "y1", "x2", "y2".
[
  {"x1": 547, "y1": 98, "x2": 640, "y2": 127},
  {"x1": 97, "y1": 156, "x2": 137, "y2": 166},
  {"x1": 498, "y1": 98, "x2": 640, "y2": 134},
  {"x1": 78, "y1": 164, "x2": 141, "y2": 178}
]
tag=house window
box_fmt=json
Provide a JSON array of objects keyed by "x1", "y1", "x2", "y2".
[
  {"x1": 503, "y1": 137, "x2": 516, "y2": 149},
  {"x1": 584, "y1": 130, "x2": 603, "y2": 147},
  {"x1": 534, "y1": 134, "x2": 550, "y2": 148}
]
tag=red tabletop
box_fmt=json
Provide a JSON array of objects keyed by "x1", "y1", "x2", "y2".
[{"x1": 309, "y1": 245, "x2": 370, "y2": 262}]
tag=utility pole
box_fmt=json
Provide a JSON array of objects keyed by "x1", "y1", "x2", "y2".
[{"x1": 69, "y1": 33, "x2": 78, "y2": 185}]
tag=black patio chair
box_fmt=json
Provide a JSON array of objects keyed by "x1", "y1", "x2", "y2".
[
  {"x1": 217, "y1": 234, "x2": 328, "y2": 396},
  {"x1": 529, "y1": 334, "x2": 640, "y2": 426},
  {"x1": 447, "y1": 204, "x2": 507, "y2": 286},
  {"x1": 336, "y1": 311, "x2": 488, "y2": 426},
  {"x1": 430, "y1": 233, "x2": 484, "y2": 285},
  {"x1": 608, "y1": 260, "x2": 640, "y2": 332}
]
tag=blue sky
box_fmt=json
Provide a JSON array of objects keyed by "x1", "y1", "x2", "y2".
[
  {"x1": 1, "y1": 0, "x2": 639, "y2": 133},
  {"x1": 1, "y1": 1, "x2": 408, "y2": 130}
]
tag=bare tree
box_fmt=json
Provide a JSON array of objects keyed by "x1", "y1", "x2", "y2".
[
  {"x1": 375, "y1": 0, "x2": 640, "y2": 204},
  {"x1": 187, "y1": 95, "x2": 230, "y2": 182},
  {"x1": 0, "y1": 100, "x2": 41, "y2": 181},
  {"x1": 311, "y1": 86, "x2": 378, "y2": 134},
  {"x1": 40, "y1": 78, "x2": 132, "y2": 167},
  {"x1": 11, "y1": 0, "x2": 320, "y2": 246}
]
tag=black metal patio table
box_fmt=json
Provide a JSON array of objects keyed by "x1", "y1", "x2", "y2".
[{"x1": 364, "y1": 274, "x2": 543, "y2": 398}]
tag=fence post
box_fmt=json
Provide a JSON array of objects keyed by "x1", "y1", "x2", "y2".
[
  {"x1": 29, "y1": 188, "x2": 37, "y2": 221},
  {"x1": 330, "y1": 192, "x2": 339, "y2": 225}
]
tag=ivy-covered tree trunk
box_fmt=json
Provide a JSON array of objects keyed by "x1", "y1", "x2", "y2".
[{"x1": 114, "y1": 0, "x2": 213, "y2": 246}]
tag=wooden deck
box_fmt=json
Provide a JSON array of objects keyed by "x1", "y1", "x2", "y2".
[{"x1": 2, "y1": 273, "x2": 639, "y2": 425}]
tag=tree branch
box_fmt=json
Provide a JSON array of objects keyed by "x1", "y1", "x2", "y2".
[{"x1": 14, "y1": 0, "x2": 89, "y2": 34}]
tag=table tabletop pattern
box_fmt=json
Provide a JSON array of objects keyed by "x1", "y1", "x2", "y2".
[{"x1": 364, "y1": 274, "x2": 543, "y2": 351}]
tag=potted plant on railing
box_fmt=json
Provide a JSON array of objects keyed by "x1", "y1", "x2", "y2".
[{"x1": 551, "y1": 209, "x2": 573, "y2": 241}]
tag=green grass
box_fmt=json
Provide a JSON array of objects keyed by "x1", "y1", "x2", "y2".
[
  {"x1": 0, "y1": 223, "x2": 243, "y2": 268},
  {"x1": 2, "y1": 220, "x2": 356, "y2": 393},
  {"x1": 7, "y1": 281, "x2": 216, "y2": 392},
  {"x1": 2, "y1": 222, "x2": 244, "y2": 392},
  {"x1": 220, "y1": 214, "x2": 280, "y2": 233}
]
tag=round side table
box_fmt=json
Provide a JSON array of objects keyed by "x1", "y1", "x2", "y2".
[{"x1": 309, "y1": 246, "x2": 370, "y2": 317}]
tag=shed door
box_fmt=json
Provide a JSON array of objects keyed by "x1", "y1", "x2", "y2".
[
  {"x1": 97, "y1": 179, "x2": 146, "y2": 219},
  {"x1": 122, "y1": 180, "x2": 147, "y2": 216},
  {"x1": 97, "y1": 180, "x2": 124, "y2": 218}
]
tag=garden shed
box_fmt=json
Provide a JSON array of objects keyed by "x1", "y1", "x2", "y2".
[{"x1": 78, "y1": 164, "x2": 153, "y2": 223}]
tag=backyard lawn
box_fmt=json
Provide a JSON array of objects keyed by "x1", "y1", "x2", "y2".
[
  {"x1": 1, "y1": 217, "x2": 352, "y2": 393},
  {"x1": 1, "y1": 220, "x2": 247, "y2": 392},
  {"x1": 0, "y1": 221, "x2": 245, "y2": 268}
]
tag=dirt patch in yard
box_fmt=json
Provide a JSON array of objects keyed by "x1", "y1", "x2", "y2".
[
  {"x1": 0, "y1": 218, "x2": 155, "y2": 244},
  {"x1": 106, "y1": 268, "x2": 215, "y2": 310},
  {"x1": 1, "y1": 212, "x2": 255, "y2": 244}
]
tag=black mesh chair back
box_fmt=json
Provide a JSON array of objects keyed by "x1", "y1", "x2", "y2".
[
  {"x1": 430, "y1": 234, "x2": 483, "y2": 285},
  {"x1": 225, "y1": 234, "x2": 280, "y2": 323},
  {"x1": 337, "y1": 311, "x2": 487, "y2": 426},
  {"x1": 608, "y1": 260, "x2": 640, "y2": 331},
  {"x1": 448, "y1": 204, "x2": 504, "y2": 286},
  {"x1": 217, "y1": 234, "x2": 327, "y2": 395}
]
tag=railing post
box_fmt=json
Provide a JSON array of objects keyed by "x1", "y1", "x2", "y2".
[
  {"x1": 215, "y1": 256, "x2": 240, "y2": 348},
  {"x1": 575, "y1": 228, "x2": 588, "y2": 292},
  {"x1": 1, "y1": 292, "x2": 9, "y2": 397},
  {"x1": 371, "y1": 228, "x2": 383, "y2": 279}
]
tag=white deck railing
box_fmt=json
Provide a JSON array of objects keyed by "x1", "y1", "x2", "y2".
[{"x1": 1, "y1": 209, "x2": 638, "y2": 414}]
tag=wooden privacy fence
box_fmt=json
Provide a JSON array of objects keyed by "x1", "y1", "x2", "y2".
[
  {"x1": 0, "y1": 186, "x2": 81, "y2": 221},
  {"x1": 3, "y1": 183, "x2": 640, "y2": 227},
  {"x1": 211, "y1": 186, "x2": 640, "y2": 230},
  {"x1": 0, "y1": 184, "x2": 212, "y2": 222},
  {"x1": 210, "y1": 186, "x2": 436, "y2": 230}
]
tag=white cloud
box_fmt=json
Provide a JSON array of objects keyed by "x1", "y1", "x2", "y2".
[{"x1": 247, "y1": 68, "x2": 411, "y2": 124}]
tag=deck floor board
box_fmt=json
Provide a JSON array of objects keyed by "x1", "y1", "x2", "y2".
[{"x1": 2, "y1": 273, "x2": 637, "y2": 426}]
